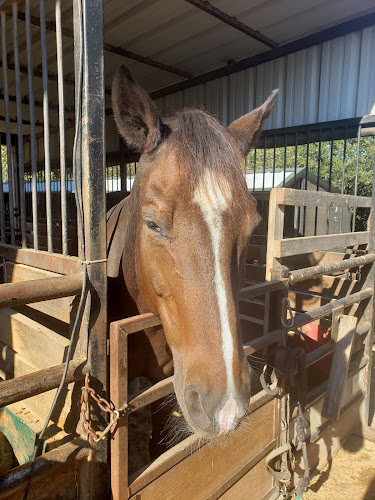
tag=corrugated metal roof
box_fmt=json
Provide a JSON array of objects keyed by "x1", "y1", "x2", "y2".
[{"x1": 1, "y1": 0, "x2": 375, "y2": 147}]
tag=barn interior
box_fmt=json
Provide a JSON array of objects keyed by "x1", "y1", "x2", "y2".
[{"x1": 0, "y1": 1, "x2": 375, "y2": 499}]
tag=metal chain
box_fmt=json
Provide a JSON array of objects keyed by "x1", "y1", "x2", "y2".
[{"x1": 80, "y1": 374, "x2": 125, "y2": 443}]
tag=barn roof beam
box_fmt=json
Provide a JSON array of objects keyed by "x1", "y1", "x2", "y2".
[
  {"x1": 16, "y1": 10, "x2": 193, "y2": 79},
  {"x1": 184, "y1": 0, "x2": 278, "y2": 48}
]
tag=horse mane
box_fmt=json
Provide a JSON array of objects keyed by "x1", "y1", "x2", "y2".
[{"x1": 170, "y1": 109, "x2": 251, "y2": 208}]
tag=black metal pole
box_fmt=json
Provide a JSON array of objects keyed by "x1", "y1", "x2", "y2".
[{"x1": 73, "y1": 0, "x2": 108, "y2": 497}]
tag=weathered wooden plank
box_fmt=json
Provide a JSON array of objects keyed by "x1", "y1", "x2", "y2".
[
  {"x1": 239, "y1": 298, "x2": 264, "y2": 319},
  {"x1": 0, "y1": 308, "x2": 69, "y2": 369},
  {"x1": 291, "y1": 274, "x2": 361, "y2": 297},
  {"x1": 280, "y1": 251, "x2": 354, "y2": 269},
  {"x1": 0, "y1": 244, "x2": 81, "y2": 274},
  {"x1": 0, "y1": 437, "x2": 90, "y2": 499},
  {"x1": 128, "y1": 398, "x2": 276, "y2": 499},
  {"x1": 278, "y1": 187, "x2": 371, "y2": 208},
  {"x1": 266, "y1": 188, "x2": 285, "y2": 280},
  {"x1": 219, "y1": 454, "x2": 274, "y2": 500},
  {"x1": 274, "y1": 231, "x2": 369, "y2": 258},
  {"x1": 0, "y1": 339, "x2": 38, "y2": 380},
  {"x1": 239, "y1": 280, "x2": 287, "y2": 301},
  {"x1": 246, "y1": 244, "x2": 266, "y2": 263},
  {"x1": 246, "y1": 264, "x2": 266, "y2": 283},
  {"x1": 322, "y1": 315, "x2": 357, "y2": 420}
]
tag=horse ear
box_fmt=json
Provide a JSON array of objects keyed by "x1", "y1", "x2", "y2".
[
  {"x1": 112, "y1": 65, "x2": 163, "y2": 153},
  {"x1": 228, "y1": 90, "x2": 278, "y2": 157}
]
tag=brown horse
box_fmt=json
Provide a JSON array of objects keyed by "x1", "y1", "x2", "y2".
[{"x1": 108, "y1": 66, "x2": 277, "y2": 442}]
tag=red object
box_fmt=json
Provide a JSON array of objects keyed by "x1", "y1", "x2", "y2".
[{"x1": 301, "y1": 323, "x2": 331, "y2": 374}]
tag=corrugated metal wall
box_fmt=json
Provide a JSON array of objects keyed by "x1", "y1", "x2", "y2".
[
  {"x1": 26, "y1": 24, "x2": 375, "y2": 163},
  {"x1": 155, "y1": 25, "x2": 375, "y2": 130}
]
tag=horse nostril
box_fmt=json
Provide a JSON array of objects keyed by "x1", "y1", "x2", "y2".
[{"x1": 184, "y1": 385, "x2": 211, "y2": 429}]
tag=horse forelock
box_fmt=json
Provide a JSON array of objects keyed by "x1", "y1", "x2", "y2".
[{"x1": 169, "y1": 109, "x2": 249, "y2": 209}]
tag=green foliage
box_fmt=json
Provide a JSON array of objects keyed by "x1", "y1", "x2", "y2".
[
  {"x1": 1, "y1": 145, "x2": 8, "y2": 182},
  {"x1": 247, "y1": 135, "x2": 375, "y2": 230}
]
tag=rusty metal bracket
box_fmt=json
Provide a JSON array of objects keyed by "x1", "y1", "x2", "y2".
[{"x1": 80, "y1": 374, "x2": 127, "y2": 443}]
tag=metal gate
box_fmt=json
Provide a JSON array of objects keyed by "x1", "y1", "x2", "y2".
[{"x1": 0, "y1": 1, "x2": 108, "y2": 498}]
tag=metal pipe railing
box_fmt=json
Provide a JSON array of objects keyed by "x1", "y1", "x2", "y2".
[
  {"x1": 0, "y1": 273, "x2": 83, "y2": 308},
  {"x1": 288, "y1": 253, "x2": 375, "y2": 283},
  {"x1": 0, "y1": 357, "x2": 86, "y2": 408},
  {"x1": 292, "y1": 287, "x2": 373, "y2": 330}
]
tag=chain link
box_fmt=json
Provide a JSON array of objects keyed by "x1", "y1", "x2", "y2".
[{"x1": 80, "y1": 374, "x2": 126, "y2": 443}]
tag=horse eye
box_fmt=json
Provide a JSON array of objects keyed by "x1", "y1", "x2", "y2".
[{"x1": 145, "y1": 220, "x2": 162, "y2": 233}]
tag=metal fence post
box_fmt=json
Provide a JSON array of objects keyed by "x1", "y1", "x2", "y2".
[
  {"x1": 73, "y1": 0, "x2": 108, "y2": 497},
  {"x1": 363, "y1": 152, "x2": 375, "y2": 425}
]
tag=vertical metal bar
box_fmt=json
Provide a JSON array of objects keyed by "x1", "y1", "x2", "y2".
[
  {"x1": 302, "y1": 131, "x2": 309, "y2": 237},
  {"x1": 1, "y1": 11, "x2": 16, "y2": 245},
  {"x1": 352, "y1": 125, "x2": 361, "y2": 232},
  {"x1": 326, "y1": 128, "x2": 334, "y2": 235},
  {"x1": 339, "y1": 128, "x2": 348, "y2": 234},
  {"x1": 25, "y1": 0, "x2": 39, "y2": 250},
  {"x1": 294, "y1": 132, "x2": 299, "y2": 236},
  {"x1": 12, "y1": 3, "x2": 26, "y2": 247},
  {"x1": 272, "y1": 135, "x2": 276, "y2": 188},
  {"x1": 75, "y1": 0, "x2": 108, "y2": 496},
  {"x1": 314, "y1": 128, "x2": 322, "y2": 236},
  {"x1": 283, "y1": 134, "x2": 287, "y2": 186},
  {"x1": 363, "y1": 148, "x2": 375, "y2": 425},
  {"x1": 262, "y1": 137, "x2": 266, "y2": 192},
  {"x1": 40, "y1": 0, "x2": 53, "y2": 252},
  {"x1": 110, "y1": 323, "x2": 128, "y2": 500},
  {"x1": 341, "y1": 128, "x2": 347, "y2": 195},
  {"x1": 0, "y1": 133, "x2": 5, "y2": 243},
  {"x1": 120, "y1": 141, "x2": 127, "y2": 193},
  {"x1": 328, "y1": 128, "x2": 334, "y2": 192},
  {"x1": 294, "y1": 132, "x2": 298, "y2": 188},
  {"x1": 253, "y1": 148, "x2": 256, "y2": 192},
  {"x1": 55, "y1": 0, "x2": 68, "y2": 255}
]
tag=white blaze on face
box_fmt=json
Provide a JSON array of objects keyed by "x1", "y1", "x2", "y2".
[{"x1": 193, "y1": 171, "x2": 238, "y2": 430}]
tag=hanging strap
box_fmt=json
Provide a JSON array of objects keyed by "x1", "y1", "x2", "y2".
[{"x1": 263, "y1": 345, "x2": 310, "y2": 499}]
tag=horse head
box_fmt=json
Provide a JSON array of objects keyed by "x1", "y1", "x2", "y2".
[{"x1": 110, "y1": 66, "x2": 277, "y2": 439}]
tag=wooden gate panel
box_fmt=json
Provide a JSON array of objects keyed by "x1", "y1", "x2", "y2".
[{"x1": 129, "y1": 398, "x2": 277, "y2": 500}]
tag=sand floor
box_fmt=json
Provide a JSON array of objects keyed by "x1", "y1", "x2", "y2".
[{"x1": 303, "y1": 350, "x2": 375, "y2": 500}]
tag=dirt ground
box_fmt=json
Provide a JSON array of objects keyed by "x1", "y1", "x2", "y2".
[{"x1": 304, "y1": 351, "x2": 375, "y2": 500}]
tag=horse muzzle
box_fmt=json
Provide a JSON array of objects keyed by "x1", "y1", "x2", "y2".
[{"x1": 182, "y1": 378, "x2": 251, "y2": 438}]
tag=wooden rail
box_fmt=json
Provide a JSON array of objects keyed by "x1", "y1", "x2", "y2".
[
  {"x1": 0, "y1": 244, "x2": 82, "y2": 274},
  {"x1": 266, "y1": 187, "x2": 372, "y2": 279}
]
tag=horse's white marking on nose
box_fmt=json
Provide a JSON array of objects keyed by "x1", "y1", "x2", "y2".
[
  {"x1": 218, "y1": 396, "x2": 238, "y2": 434},
  {"x1": 193, "y1": 171, "x2": 237, "y2": 399}
]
